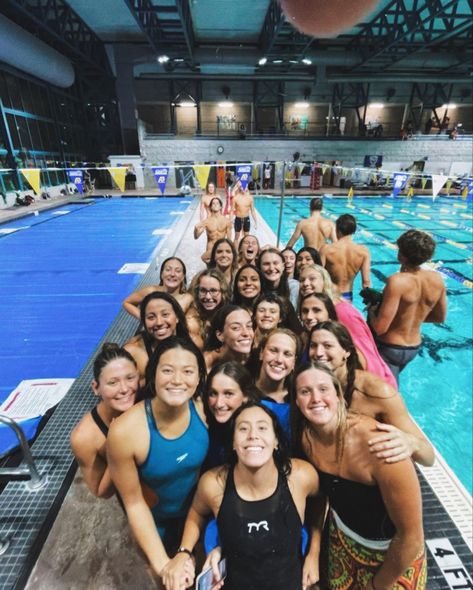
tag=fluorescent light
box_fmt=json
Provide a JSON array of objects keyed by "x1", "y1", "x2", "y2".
[
  {"x1": 442, "y1": 103, "x2": 457, "y2": 109},
  {"x1": 289, "y1": 59, "x2": 299, "y2": 64},
  {"x1": 272, "y1": 59, "x2": 283, "y2": 64},
  {"x1": 174, "y1": 58, "x2": 184, "y2": 63},
  {"x1": 158, "y1": 55, "x2": 169, "y2": 63},
  {"x1": 294, "y1": 102, "x2": 309, "y2": 108},
  {"x1": 369, "y1": 103, "x2": 384, "y2": 108},
  {"x1": 179, "y1": 101, "x2": 196, "y2": 107},
  {"x1": 302, "y1": 58, "x2": 312, "y2": 65},
  {"x1": 258, "y1": 57, "x2": 267, "y2": 65},
  {"x1": 218, "y1": 101, "x2": 234, "y2": 108}
]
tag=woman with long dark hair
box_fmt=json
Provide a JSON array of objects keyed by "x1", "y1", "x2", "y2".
[
  {"x1": 209, "y1": 238, "x2": 238, "y2": 285},
  {"x1": 108, "y1": 337, "x2": 209, "y2": 586},
  {"x1": 232, "y1": 264, "x2": 263, "y2": 313},
  {"x1": 162, "y1": 402, "x2": 322, "y2": 590},
  {"x1": 124, "y1": 291, "x2": 190, "y2": 383}
]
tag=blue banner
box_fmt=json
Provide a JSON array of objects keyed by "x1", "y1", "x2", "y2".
[
  {"x1": 392, "y1": 172, "x2": 409, "y2": 197},
  {"x1": 467, "y1": 179, "x2": 473, "y2": 198},
  {"x1": 152, "y1": 167, "x2": 169, "y2": 195},
  {"x1": 67, "y1": 169, "x2": 84, "y2": 194},
  {"x1": 236, "y1": 164, "x2": 252, "y2": 191}
]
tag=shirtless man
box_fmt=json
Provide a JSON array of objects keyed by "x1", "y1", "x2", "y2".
[
  {"x1": 194, "y1": 197, "x2": 232, "y2": 263},
  {"x1": 368, "y1": 229, "x2": 447, "y2": 384},
  {"x1": 320, "y1": 213, "x2": 371, "y2": 301},
  {"x1": 200, "y1": 181, "x2": 217, "y2": 219},
  {"x1": 286, "y1": 197, "x2": 337, "y2": 250},
  {"x1": 232, "y1": 181, "x2": 257, "y2": 246}
]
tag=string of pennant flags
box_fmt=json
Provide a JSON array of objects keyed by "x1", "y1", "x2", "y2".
[{"x1": 1, "y1": 160, "x2": 472, "y2": 201}]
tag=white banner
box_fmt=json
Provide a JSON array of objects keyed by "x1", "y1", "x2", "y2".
[{"x1": 431, "y1": 174, "x2": 446, "y2": 200}]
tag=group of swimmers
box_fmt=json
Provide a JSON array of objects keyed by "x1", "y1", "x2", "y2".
[{"x1": 71, "y1": 190, "x2": 447, "y2": 590}]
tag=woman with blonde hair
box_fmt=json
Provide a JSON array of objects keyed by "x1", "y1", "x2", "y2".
[{"x1": 292, "y1": 361, "x2": 426, "y2": 589}]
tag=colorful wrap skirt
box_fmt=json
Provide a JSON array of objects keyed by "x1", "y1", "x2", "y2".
[{"x1": 326, "y1": 509, "x2": 427, "y2": 590}]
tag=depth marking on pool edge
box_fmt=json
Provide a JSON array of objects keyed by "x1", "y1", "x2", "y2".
[{"x1": 427, "y1": 538, "x2": 473, "y2": 589}]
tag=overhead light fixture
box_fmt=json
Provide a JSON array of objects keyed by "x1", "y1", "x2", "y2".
[
  {"x1": 289, "y1": 59, "x2": 299, "y2": 64},
  {"x1": 369, "y1": 103, "x2": 384, "y2": 108},
  {"x1": 295, "y1": 102, "x2": 309, "y2": 108},
  {"x1": 258, "y1": 57, "x2": 267, "y2": 65},
  {"x1": 179, "y1": 101, "x2": 196, "y2": 107},
  {"x1": 272, "y1": 59, "x2": 283, "y2": 64},
  {"x1": 218, "y1": 101, "x2": 234, "y2": 108},
  {"x1": 442, "y1": 103, "x2": 457, "y2": 109},
  {"x1": 174, "y1": 58, "x2": 184, "y2": 63},
  {"x1": 302, "y1": 58, "x2": 312, "y2": 65},
  {"x1": 158, "y1": 55, "x2": 170, "y2": 63}
]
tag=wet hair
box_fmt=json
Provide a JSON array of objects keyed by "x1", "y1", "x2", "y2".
[
  {"x1": 253, "y1": 292, "x2": 287, "y2": 327},
  {"x1": 257, "y1": 248, "x2": 290, "y2": 299},
  {"x1": 291, "y1": 361, "x2": 347, "y2": 462},
  {"x1": 205, "y1": 304, "x2": 252, "y2": 351},
  {"x1": 232, "y1": 264, "x2": 263, "y2": 308},
  {"x1": 259, "y1": 327, "x2": 301, "y2": 363},
  {"x1": 299, "y1": 291, "x2": 338, "y2": 323},
  {"x1": 296, "y1": 246, "x2": 322, "y2": 269},
  {"x1": 310, "y1": 197, "x2": 323, "y2": 211},
  {"x1": 203, "y1": 361, "x2": 261, "y2": 424},
  {"x1": 209, "y1": 196, "x2": 223, "y2": 209},
  {"x1": 140, "y1": 291, "x2": 190, "y2": 352},
  {"x1": 144, "y1": 336, "x2": 206, "y2": 401},
  {"x1": 209, "y1": 238, "x2": 238, "y2": 275},
  {"x1": 336, "y1": 214, "x2": 356, "y2": 236},
  {"x1": 224, "y1": 401, "x2": 292, "y2": 476},
  {"x1": 192, "y1": 268, "x2": 231, "y2": 318},
  {"x1": 397, "y1": 229, "x2": 436, "y2": 266},
  {"x1": 159, "y1": 257, "x2": 187, "y2": 292},
  {"x1": 298, "y1": 263, "x2": 337, "y2": 300},
  {"x1": 309, "y1": 321, "x2": 361, "y2": 406},
  {"x1": 93, "y1": 343, "x2": 137, "y2": 383}
]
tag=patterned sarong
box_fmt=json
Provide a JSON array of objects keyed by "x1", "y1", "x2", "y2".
[{"x1": 326, "y1": 511, "x2": 427, "y2": 590}]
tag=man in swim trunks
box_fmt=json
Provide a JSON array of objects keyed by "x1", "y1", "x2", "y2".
[
  {"x1": 194, "y1": 197, "x2": 232, "y2": 263},
  {"x1": 232, "y1": 181, "x2": 257, "y2": 246},
  {"x1": 286, "y1": 197, "x2": 337, "y2": 250},
  {"x1": 320, "y1": 213, "x2": 371, "y2": 301},
  {"x1": 368, "y1": 229, "x2": 447, "y2": 384}
]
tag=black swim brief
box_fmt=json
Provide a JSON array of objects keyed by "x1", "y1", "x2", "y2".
[{"x1": 234, "y1": 216, "x2": 250, "y2": 233}]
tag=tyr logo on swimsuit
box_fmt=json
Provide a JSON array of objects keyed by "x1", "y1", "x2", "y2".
[{"x1": 247, "y1": 520, "x2": 269, "y2": 533}]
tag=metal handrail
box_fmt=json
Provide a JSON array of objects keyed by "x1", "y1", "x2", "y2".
[{"x1": 0, "y1": 415, "x2": 46, "y2": 490}]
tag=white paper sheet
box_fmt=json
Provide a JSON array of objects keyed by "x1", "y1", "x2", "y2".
[{"x1": 0, "y1": 378, "x2": 75, "y2": 420}]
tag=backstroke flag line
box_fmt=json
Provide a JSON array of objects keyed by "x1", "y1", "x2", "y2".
[
  {"x1": 67, "y1": 169, "x2": 84, "y2": 194},
  {"x1": 19, "y1": 168, "x2": 41, "y2": 195},
  {"x1": 152, "y1": 167, "x2": 169, "y2": 195},
  {"x1": 193, "y1": 165, "x2": 211, "y2": 189},
  {"x1": 237, "y1": 164, "x2": 252, "y2": 191},
  {"x1": 107, "y1": 167, "x2": 126, "y2": 192}
]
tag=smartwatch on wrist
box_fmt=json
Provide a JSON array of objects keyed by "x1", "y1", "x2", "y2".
[{"x1": 176, "y1": 547, "x2": 193, "y2": 558}]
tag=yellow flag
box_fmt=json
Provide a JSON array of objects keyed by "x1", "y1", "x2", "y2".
[
  {"x1": 20, "y1": 168, "x2": 41, "y2": 195},
  {"x1": 462, "y1": 185, "x2": 468, "y2": 199},
  {"x1": 107, "y1": 167, "x2": 126, "y2": 192},
  {"x1": 407, "y1": 186, "x2": 414, "y2": 201},
  {"x1": 446, "y1": 179, "x2": 453, "y2": 194},
  {"x1": 252, "y1": 164, "x2": 260, "y2": 181},
  {"x1": 193, "y1": 165, "x2": 211, "y2": 189},
  {"x1": 421, "y1": 177, "x2": 428, "y2": 189},
  {"x1": 347, "y1": 187, "x2": 354, "y2": 200}
]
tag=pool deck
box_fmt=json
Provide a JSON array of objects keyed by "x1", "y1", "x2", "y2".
[{"x1": 0, "y1": 194, "x2": 471, "y2": 589}]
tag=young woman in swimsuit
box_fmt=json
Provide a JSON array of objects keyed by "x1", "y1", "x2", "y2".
[
  {"x1": 208, "y1": 238, "x2": 238, "y2": 286},
  {"x1": 185, "y1": 268, "x2": 230, "y2": 350},
  {"x1": 292, "y1": 362, "x2": 426, "y2": 590},
  {"x1": 122, "y1": 257, "x2": 193, "y2": 318},
  {"x1": 281, "y1": 247, "x2": 297, "y2": 280},
  {"x1": 124, "y1": 291, "x2": 189, "y2": 383},
  {"x1": 162, "y1": 402, "x2": 323, "y2": 590},
  {"x1": 204, "y1": 305, "x2": 254, "y2": 371},
  {"x1": 252, "y1": 292, "x2": 286, "y2": 349},
  {"x1": 107, "y1": 337, "x2": 208, "y2": 586},
  {"x1": 70, "y1": 343, "x2": 139, "y2": 498},
  {"x1": 231, "y1": 264, "x2": 263, "y2": 314},
  {"x1": 238, "y1": 234, "x2": 260, "y2": 267},
  {"x1": 308, "y1": 321, "x2": 434, "y2": 466}
]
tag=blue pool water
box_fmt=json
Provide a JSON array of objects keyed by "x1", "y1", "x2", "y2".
[
  {"x1": 256, "y1": 195, "x2": 473, "y2": 495},
  {"x1": 0, "y1": 197, "x2": 189, "y2": 454}
]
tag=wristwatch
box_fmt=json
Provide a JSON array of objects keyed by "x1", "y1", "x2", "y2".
[{"x1": 176, "y1": 547, "x2": 193, "y2": 558}]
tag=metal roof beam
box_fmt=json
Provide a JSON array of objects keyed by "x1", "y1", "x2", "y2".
[{"x1": 259, "y1": 0, "x2": 286, "y2": 54}]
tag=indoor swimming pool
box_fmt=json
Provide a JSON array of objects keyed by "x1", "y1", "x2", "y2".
[
  {"x1": 0, "y1": 197, "x2": 189, "y2": 455},
  {"x1": 256, "y1": 194, "x2": 473, "y2": 494}
]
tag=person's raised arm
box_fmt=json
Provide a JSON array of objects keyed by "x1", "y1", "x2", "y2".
[
  {"x1": 367, "y1": 458, "x2": 424, "y2": 590},
  {"x1": 123, "y1": 286, "x2": 155, "y2": 319},
  {"x1": 367, "y1": 381, "x2": 434, "y2": 466},
  {"x1": 70, "y1": 425, "x2": 115, "y2": 499},
  {"x1": 368, "y1": 276, "x2": 401, "y2": 336},
  {"x1": 319, "y1": 245, "x2": 327, "y2": 267},
  {"x1": 361, "y1": 248, "x2": 372, "y2": 289},
  {"x1": 107, "y1": 414, "x2": 170, "y2": 578},
  {"x1": 286, "y1": 222, "x2": 302, "y2": 249},
  {"x1": 329, "y1": 222, "x2": 338, "y2": 243},
  {"x1": 194, "y1": 220, "x2": 206, "y2": 240}
]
